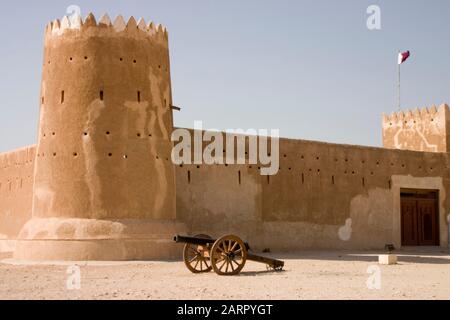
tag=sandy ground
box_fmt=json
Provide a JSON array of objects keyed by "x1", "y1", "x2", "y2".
[{"x1": 0, "y1": 248, "x2": 449, "y2": 300}]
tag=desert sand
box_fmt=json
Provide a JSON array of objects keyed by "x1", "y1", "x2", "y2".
[{"x1": 0, "y1": 248, "x2": 449, "y2": 300}]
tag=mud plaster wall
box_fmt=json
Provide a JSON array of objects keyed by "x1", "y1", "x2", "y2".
[
  {"x1": 0, "y1": 147, "x2": 35, "y2": 240},
  {"x1": 176, "y1": 131, "x2": 450, "y2": 250},
  {"x1": 1, "y1": 134, "x2": 449, "y2": 252}
]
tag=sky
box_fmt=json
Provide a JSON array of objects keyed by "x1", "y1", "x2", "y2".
[{"x1": 1, "y1": 0, "x2": 449, "y2": 153}]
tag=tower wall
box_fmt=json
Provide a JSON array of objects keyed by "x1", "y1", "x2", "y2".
[
  {"x1": 14, "y1": 14, "x2": 185, "y2": 261},
  {"x1": 382, "y1": 104, "x2": 450, "y2": 152}
]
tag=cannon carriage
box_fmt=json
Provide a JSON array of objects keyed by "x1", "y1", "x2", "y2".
[{"x1": 174, "y1": 234, "x2": 285, "y2": 276}]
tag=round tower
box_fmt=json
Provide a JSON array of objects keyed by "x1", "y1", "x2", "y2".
[{"x1": 14, "y1": 13, "x2": 185, "y2": 260}]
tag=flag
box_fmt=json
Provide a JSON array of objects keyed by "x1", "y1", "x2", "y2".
[{"x1": 398, "y1": 51, "x2": 410, "y2": 65}]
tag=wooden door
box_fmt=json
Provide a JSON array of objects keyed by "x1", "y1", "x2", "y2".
[
  {"x1": 401, "y1": 192, "x2": 439, "y2": 246},
  {"x1": 417, "y1": 199, "x2": 438, "y2": 246},
  {"x1": 401, "y1": 198, "x2": 418, "y2": 246}
]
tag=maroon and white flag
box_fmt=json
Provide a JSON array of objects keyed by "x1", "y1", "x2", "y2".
[{"x1": 398, "y1": 51, "x2": 410, "y2": 65}]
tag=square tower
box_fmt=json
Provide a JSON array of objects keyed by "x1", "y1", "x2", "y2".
[{"x1": 382, "y1": 103, "x2": 450, "y2": 153}]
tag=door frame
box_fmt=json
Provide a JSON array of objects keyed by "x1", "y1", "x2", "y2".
[
  {"x1": 391, "y1": 175, "x2": 448, "y2": 248},
  {"x1": 400, "y1": 189, "x2": 439, "y2": 246}
]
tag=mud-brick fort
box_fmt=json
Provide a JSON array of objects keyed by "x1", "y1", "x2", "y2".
[{"x1": 0, "y1": 14, "x2": 449, "y2": 261}]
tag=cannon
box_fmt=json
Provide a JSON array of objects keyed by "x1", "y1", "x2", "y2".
[{"x1": 174, "y1": 234, "x2": 285, "y2": 276}]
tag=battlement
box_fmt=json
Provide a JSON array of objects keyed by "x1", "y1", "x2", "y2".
[
  {"x1": 45, "y1": 13, "x2": 168, "y2": 42},
  {"x1": 382, "y1": 104, "x2": 448, "y2": 124},
  {"x1": 382, "y1": 103, "x2": 450, "y2": 152}
]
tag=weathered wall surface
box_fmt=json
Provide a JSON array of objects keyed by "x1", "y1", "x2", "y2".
[
  {"x1": 177, "y1": 132, "x2": 450, "y2": 250},
  {"x1": 0, "y1": 146, "x2": 35, "y2": 250},
  {"x1": 383, "y1": 104, "x2": 450, "y2": 152},
  {"x1": 1, "y1": 134, "x2": 449, "y2": 255}
]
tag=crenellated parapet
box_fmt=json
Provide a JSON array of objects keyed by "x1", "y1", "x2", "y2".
[
  {"x1": 45, "y1": 13, "x2": 168, "y2": 46},
  {"x1": 382, "y1": 104, "x2": 446, "y2": 124},
  {"x1": 382, "y1": 103, "x2": 450, "y2": 152}
]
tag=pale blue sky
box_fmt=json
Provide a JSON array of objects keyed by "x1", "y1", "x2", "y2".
[{"x1": 1, "y1": 0, "x2": 449, "y2": 152}]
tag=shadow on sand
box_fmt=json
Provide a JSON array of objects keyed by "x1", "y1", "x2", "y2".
[
  {"x1": 265, "y1": 247, "x2": 450, "y2": 265},
  {"x1": 239, "y1": 269, "x2": 287, "y2": 277}
]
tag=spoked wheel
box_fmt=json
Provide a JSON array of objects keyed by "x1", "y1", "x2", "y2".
[
  {"x1": 183, "y1": 234, "x2": 213, "y2": 274},
  {"x1": 211, "y1": 235, "x2": 247, "y2": 276}
]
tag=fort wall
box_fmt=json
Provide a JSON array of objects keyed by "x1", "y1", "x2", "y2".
[
  {"x1": 0, "y1": 146, "x2": 35, "y2": 251},
  {"x1": 176, "y1": 131, "x2": 450, "y2": 250},
  {"x1": 1, "y1": 132, "x2": 449, "y2": 256}
]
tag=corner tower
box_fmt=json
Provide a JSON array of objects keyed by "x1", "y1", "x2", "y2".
[
  {"x1": 382, "y1": 103, "x2": 450, "y2": 153},
  {"x1": 14, "y1": 14, "x2": 185, "y2": 260}
]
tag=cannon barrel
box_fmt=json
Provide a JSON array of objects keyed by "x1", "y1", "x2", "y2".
[
  {"x1": 174, "y1": 234, "x2": 251, "y2": 251},
  {"x1": 173, "y1": 235, "x2": 216, "y2": 246}
]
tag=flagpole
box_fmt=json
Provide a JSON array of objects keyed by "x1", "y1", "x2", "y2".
[{"x1": 398, "y1": 51, "x2": 401, "y2": 111}]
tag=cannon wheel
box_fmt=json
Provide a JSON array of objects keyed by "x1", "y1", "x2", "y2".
[
  {"x1": 183, "y1": 234, "x2": 213, "y2": 274},
  {"x1": 211, "y1": 235, "x2": 247, "y2": 276}
]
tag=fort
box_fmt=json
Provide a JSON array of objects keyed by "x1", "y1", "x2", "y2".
[{"x1": 0, "y1": 13, "x2": 449, "y2": 261}]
